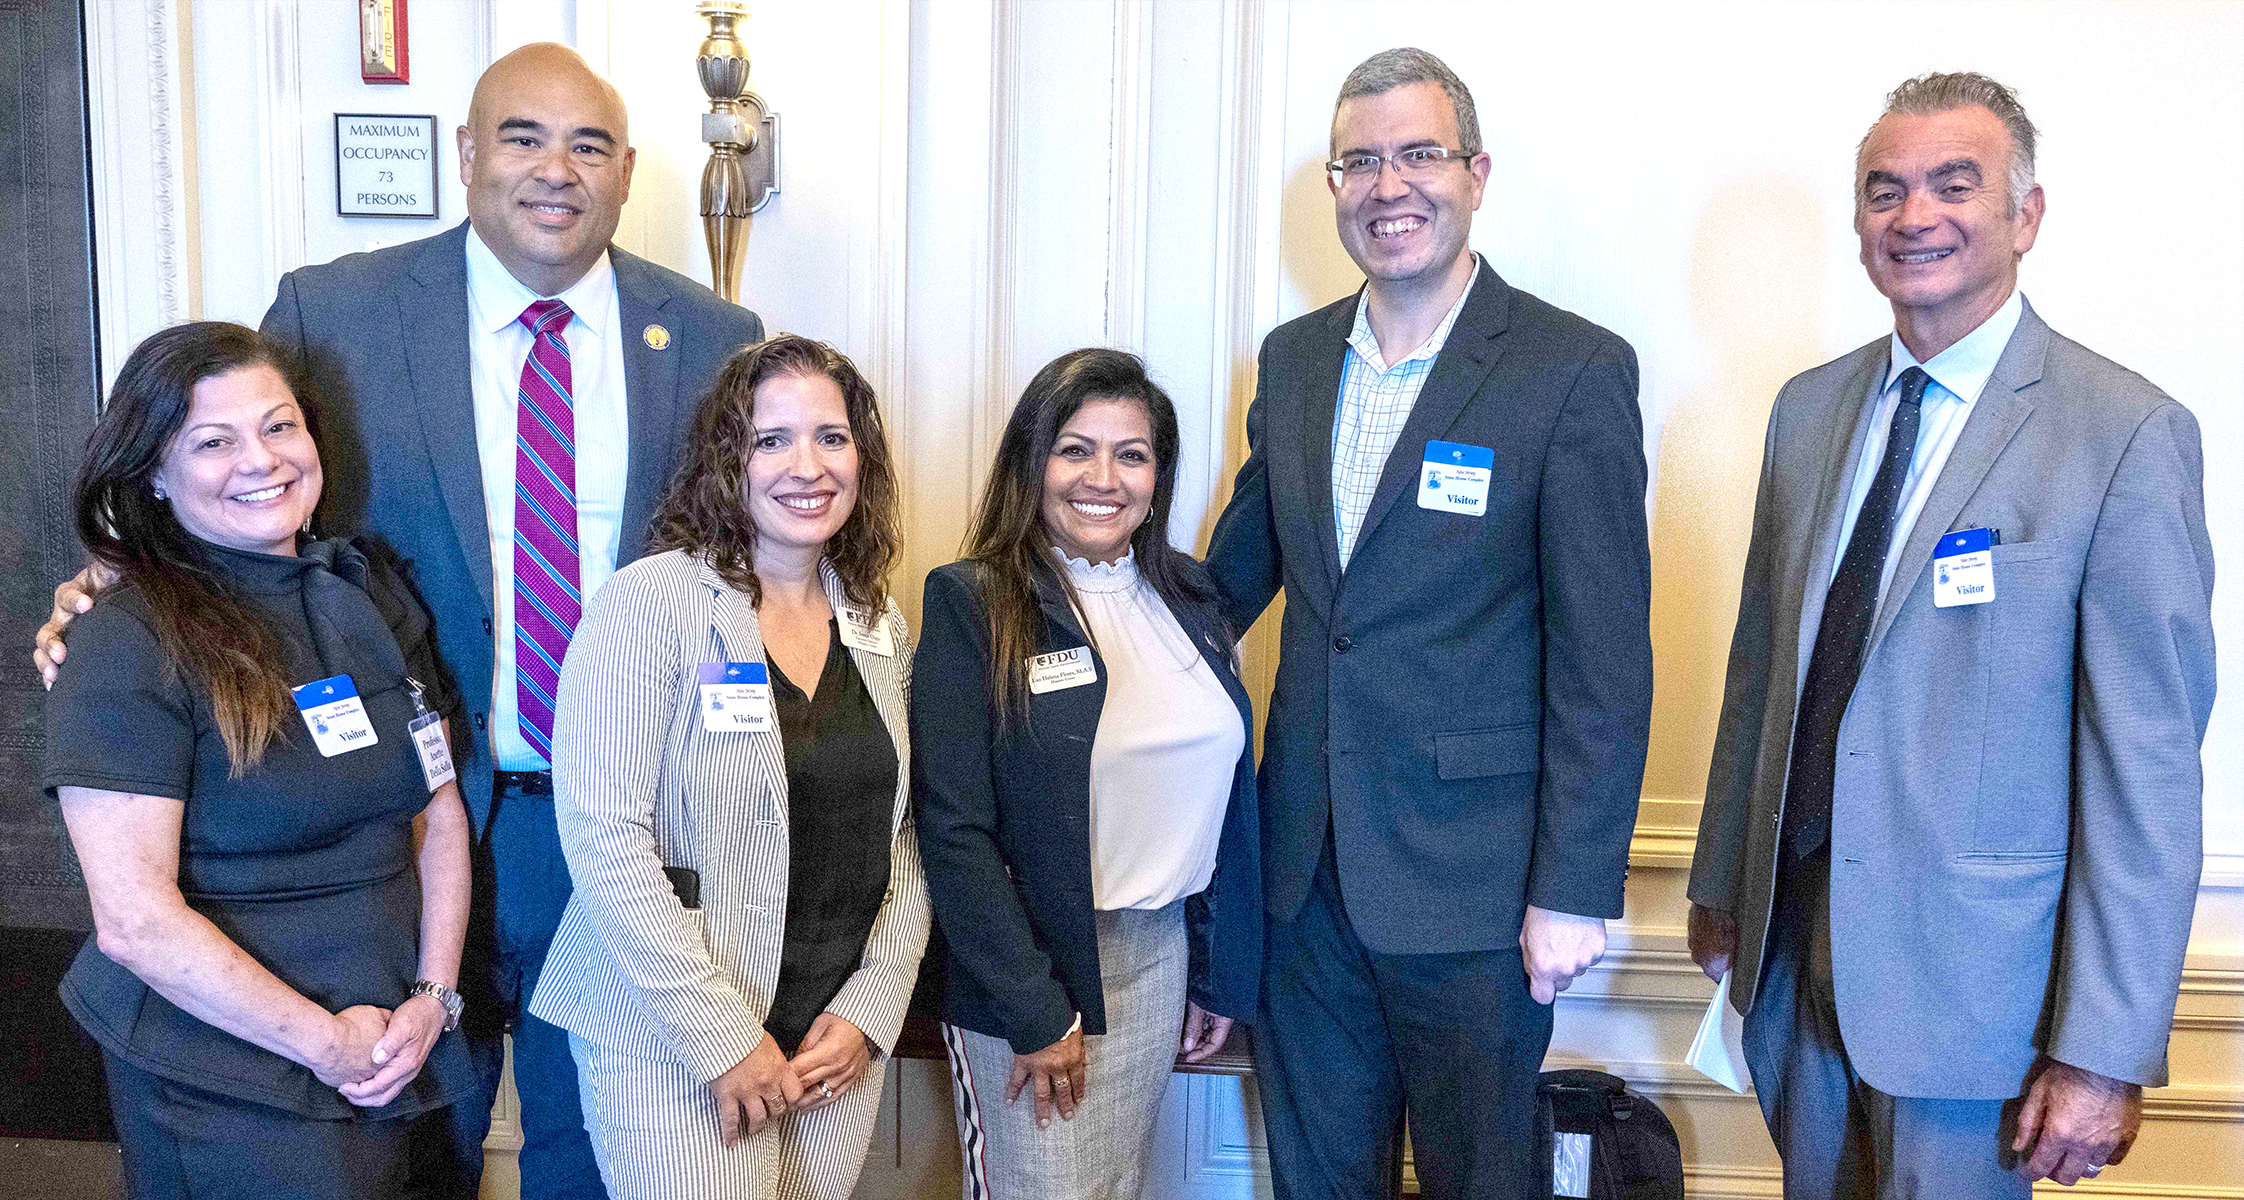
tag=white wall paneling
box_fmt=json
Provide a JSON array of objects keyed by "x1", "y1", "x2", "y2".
[
  {"x1": 1104, "y1": 0, "x2": 1154, "y2": 353},
  {"x1": 253, "y1": 0, "x2": 306, "y2": 286},
  {"x1": 84, "y1": 0, "x2": 195, "y2": 391}
]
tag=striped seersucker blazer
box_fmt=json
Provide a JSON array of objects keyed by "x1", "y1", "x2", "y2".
[{"x1": 528, "y1": 550, "x2": 929, "y2": 1083}]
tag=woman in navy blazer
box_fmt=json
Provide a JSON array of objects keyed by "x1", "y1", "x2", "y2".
[{"x1": 911, "y1": 349, "x2": 1260, "y2": 1199}]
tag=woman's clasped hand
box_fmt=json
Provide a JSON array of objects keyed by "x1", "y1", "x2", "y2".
[{"x1": 710, "y1": 1014, "x2": 875, "y2": 1144}]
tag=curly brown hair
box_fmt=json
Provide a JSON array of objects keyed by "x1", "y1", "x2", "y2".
[{"x1": 646, "y1": 335, "x2": 900, "y2": 613}]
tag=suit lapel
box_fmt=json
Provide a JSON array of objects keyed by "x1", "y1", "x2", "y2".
[
  {"x1": 1293, "y1": 300, "x2": 1354, "y2": 591},
  {"x1": 821, "y1": 562, "x2": 913, "y2": 837},
  {"x1": 1863, "y1": 303, "x2": 2045, "y2": 657},
  {"x1": 612, "y1": 249, "x2": 683, "y2": 564},
  {"x1": 1180, "y1": 602, "x2": 1256, "y2": 729},
  {"x1": 1349, "y1": 262, "x2": 1512, "y2": 557},
  {"x1": 1032, "y1": 572, "x2": 1096, "y2": 655},
  {"x1": 1789, "y1": 342, "x2": 1890, "y2": 700},
  {"x1": 697, "y1": 556, "x2": 785, "y2": 833},
  {"x1": 398, "y1": 225, "x2": 495, "y2": 614}
]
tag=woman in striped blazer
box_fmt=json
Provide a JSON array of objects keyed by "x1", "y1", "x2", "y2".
[
  {"x1": 528, "y1": 336, "x2": 928, "y2": 1200},
  {"x1": 911, "y1": 349, "x2": 1262, "y2": 1200}
]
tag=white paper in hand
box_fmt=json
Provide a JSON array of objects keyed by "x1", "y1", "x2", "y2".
[{"x1": 1687, "y1": 970, "x2": 1751, "y2": 1093}]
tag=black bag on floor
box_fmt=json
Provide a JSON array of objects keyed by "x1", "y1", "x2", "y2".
[{"x1": 1538, "y1": 1069, "x2": 1685, "y2": 1199}]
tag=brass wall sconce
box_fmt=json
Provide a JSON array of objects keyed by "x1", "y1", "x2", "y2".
[{"x1": 696, "y1": 0, "x2": 779, "y2": 303}]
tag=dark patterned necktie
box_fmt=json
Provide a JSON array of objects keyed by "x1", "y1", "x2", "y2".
[
  {"x1": 1782, "y1": 366, "x2": 1931, "y2": 863},
  {"x1": 513, "y1": 298, "x2": 577, "y2": 763}
]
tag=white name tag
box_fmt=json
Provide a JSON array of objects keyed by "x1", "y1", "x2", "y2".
[
  {"x1": 837, "y1": 606, "x2": 895, "y2": 656},
  {"x1": 1417, "y1": 440, "x2": 1495, "y2": 517},
  {"x1": 1027, "y1": 646, "x2": 1097, "y2": 694},
  {"x1": 408, "y1": 711, "x2": 457, "y2": 791},
  {"x1": 698, "y1": 662, "x2": 773, "y2": 732},
  {"x1": 291, "y1": 675, "x2": 380, "y2": 757},
  {"x1": 1932, "y1": 528, "x2": 1996, "y2": 608}
]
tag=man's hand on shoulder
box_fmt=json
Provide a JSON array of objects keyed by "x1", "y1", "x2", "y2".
[
  {"x1": 1520, "y1": 905, "x2": 1606, "y2": 1005},
  {"x1": 1687, "y1": 902, "x2": 1738, "y2": 982},
  {"x1": 33, "y1": 564, "x2": 112, "y2": 689},
  {"x1": 2013, "y1": 1059, "x2": 2140, "y2": 1187}
]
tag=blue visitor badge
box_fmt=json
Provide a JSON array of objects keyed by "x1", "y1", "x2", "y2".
[
  {"x1": 1932, "y1": 527, "x2": 1996, "y2": 608},
  {"x1": 1418, "y1": 440, "x2": 1495, "y2": 517},
  {"x1": 291, "y1": 674, "x2": 379, "y2": 757},
  {"x1": 697, "y1": 661, "x2": 773, "y2": 732}
]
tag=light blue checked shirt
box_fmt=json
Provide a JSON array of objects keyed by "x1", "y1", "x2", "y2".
[
  {"x1": 465, "y1": 228, "x2": 631, "y2": 770},
  {"x1": 1332, "y1": 261, "x2": 1479, "y2": 569}
]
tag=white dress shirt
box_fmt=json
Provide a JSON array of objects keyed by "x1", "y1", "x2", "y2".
[
  {"x1": 1827, "y1": 288, "x2": 2025, "y2": 606},
  {"x1": 1331, "y1": 258, "x2": 1479, "y2": 570},
  {"x1": 464, "y1": 228, "x2": 632, "y2": 770},
  {"x1": 1062, "y1": 550, "x2": 1246, "y2": 912}
]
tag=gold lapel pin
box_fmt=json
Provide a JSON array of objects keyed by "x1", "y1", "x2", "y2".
[{"x1": 643, "y1": 324, "x2": 671, "y2": 351}]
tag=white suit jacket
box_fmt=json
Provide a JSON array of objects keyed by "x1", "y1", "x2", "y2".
[{"x1": 529, "y1": 551, "x2": 929, "y2": 1082}]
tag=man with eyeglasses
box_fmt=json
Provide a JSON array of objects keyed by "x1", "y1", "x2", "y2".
[{"x1": 1207, "y1": 46, "x2": 1652, "y2": 1198}]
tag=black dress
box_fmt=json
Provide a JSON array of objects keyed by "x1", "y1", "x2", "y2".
[
  {"x1": 42, "y1": 538, "x2": 473, "y2": 1192},
  {"x1": 761, "y1": 620, "x2": 898, "y2": 1054}
]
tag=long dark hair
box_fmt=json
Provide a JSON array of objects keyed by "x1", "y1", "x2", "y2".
[
  {"x1": 647, "y1": 335, "x2": 900, "y2": 613},
  {"x1": 73, "y1": 322, "x2": 307, "y2": 777},
  {"x1": 964, "y1": 348, "x2": 1215, "y2": 722}
]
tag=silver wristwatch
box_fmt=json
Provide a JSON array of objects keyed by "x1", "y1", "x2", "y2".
[{"x1": 409, "y1": 979, "x2": 465, "y2": 1032}]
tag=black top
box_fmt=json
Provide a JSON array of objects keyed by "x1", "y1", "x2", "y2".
[
  {"x1": 43, "y1": 537, "x2": 472, "y2": 1119},
  {"x1": 762, "y1": 620, "x2": 897, "y2": 1054}
]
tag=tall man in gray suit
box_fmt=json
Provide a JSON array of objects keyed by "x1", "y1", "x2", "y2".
[
  {"x1": 266, "y1": 45, "x2": 763, "y2": 1196},
  {"x1": 40, "y1": 43, "x2": 762, "y2": 1197},
  {"x1": 1206, "y1": 48, "x2": 1652, "y2": 1198},
  {"x1": 1687, "y1": 73, "x2": 2214, "y2": 1196}
]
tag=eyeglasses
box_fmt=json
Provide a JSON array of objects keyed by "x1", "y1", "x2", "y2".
[{"x1": 1325, "y1": 146, "x2": 1474, "y2": 190}]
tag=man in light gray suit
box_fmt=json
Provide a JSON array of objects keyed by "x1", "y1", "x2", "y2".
[{"x1": 1687, "y1": 72, "x2": 2214, "y2": 1196}]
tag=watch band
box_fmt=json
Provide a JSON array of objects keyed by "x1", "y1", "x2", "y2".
[{"x1": 409, "y1": 979, "x2": 465, "y2": 1032}]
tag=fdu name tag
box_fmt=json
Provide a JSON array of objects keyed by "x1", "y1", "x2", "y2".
[
  {"x1": 837, "y1": 606, "x2": 895, "y2": 656},
  {"x1": 291, "y1": 675, "x2": 379, "y2": 757},
  {"x1": 1027, "y1": 647, "x2": 1097, "y2": 694},
  {"x1": 1418, "y1": 440, "x2": 1494, "y2": 517},
  {"x1": 1932, "y1": 527, "x2": 1996, "y2": 608},
  {"x1": 697, "y1": 662, "x2": 773, "y2": 732}
]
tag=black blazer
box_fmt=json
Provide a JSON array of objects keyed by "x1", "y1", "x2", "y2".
[
  {"x1": 1205, "y1": 260, "x2": 1653, "y2": 955},
  {"x1": 910, "y1": 559, "x2": 1262, "y2": 1055}
]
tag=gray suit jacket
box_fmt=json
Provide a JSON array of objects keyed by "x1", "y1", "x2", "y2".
[
  {"x1": 527, "y1": 551, "x2": 929, "y2": 1080},
  {"x1": 261, "y1": 221, "x2": 765, "y2": 832},
  {"x1": 1207, "y1": 261, "x2": 1653, "y2": 954},
  {"x1": 1690, "y1": 299, "x2": 2215, "y2": 1097}
]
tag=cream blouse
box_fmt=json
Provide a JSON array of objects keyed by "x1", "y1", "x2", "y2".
[{"x1": 1058, "y1": 549, "x2": 1246, "y2": 911}]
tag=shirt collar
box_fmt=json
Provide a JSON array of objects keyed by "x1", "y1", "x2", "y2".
[
  {"x1": 1883, "y1": 287, "x2": 2024, "y2": 405},
  {"x1": 1346, "y1": 254, "x2": 1480, "y2": 374},
  {"x1": 464, "y1": 224, "x2": 615, "y2": 338}
]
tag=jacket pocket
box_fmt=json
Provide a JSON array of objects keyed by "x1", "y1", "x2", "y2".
[
  {"x1": 1988, "y1": 540, "x2": 2063, "y2": 566},
  {"x1": 1953, "y1": 848, "x2": 2069, "y2": 865},
  {"x1": 1435, "y1": 723, "x2": 1538, "y2": 780}
]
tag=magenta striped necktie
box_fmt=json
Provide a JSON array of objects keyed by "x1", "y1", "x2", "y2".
[{"x1": 513, "y1": 298, "x2": 578, "y2": 762}]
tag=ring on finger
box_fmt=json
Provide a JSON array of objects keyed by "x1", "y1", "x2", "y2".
[{"x1": 820, "y1": 1082, "x2": 833, "y2": 1099}]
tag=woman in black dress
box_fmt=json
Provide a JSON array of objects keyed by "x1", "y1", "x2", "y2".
[{"x1": 43, "y1": 322, "x2": 474, "y2": 1199}]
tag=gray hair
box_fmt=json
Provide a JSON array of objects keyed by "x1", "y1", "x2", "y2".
[
  {"x1": 1862, "y1": 72, "x2": 2039, "y2": 213},
  {"x1": 1332, "y1": 47, "x2": 1481, "y2": 157}
]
